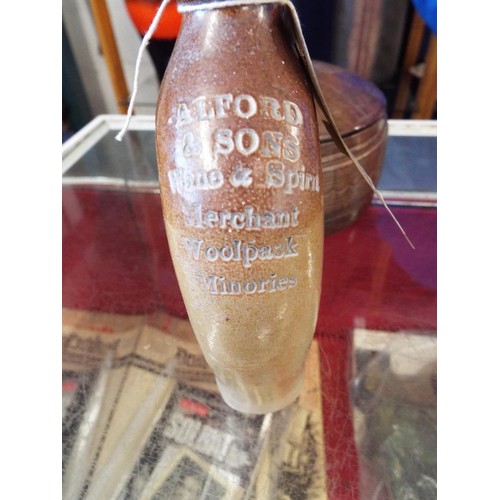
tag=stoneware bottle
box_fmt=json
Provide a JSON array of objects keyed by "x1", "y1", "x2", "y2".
[{"x1": 156, "y1": 0, "x2": 324, "y2": 413}]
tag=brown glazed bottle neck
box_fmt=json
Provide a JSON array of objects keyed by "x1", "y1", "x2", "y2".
[
  {"x1": 174, "y1": 3, "x2": 290, "y2": 63},
  {"x1": 164, "y1": 2, "x2": 312, "y2": 102}
]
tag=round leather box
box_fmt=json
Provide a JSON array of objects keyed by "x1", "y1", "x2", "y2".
[{"x1": 313, "y1": 61, "x2": 388, "y2": 234}]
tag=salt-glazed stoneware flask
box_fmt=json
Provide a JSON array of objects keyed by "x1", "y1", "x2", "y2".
[{"x1": 156, "y1": 0, "x2": 324, "y2": 413}]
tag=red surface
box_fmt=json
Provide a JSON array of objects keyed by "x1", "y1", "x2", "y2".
[{"x1": 62, "y1": 186, "x2": 436, "y2": 499}]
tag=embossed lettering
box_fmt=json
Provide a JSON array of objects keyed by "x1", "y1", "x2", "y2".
[
  {"x1": 169, "y1": 90, "x2": 316, "y2": 297},
  {"x1": 283, "y1": 100, "x2": 303, "y2": 126},
  {"x1": 214, "y1": 93, "x2": 234, "y2": 118},
  {"x1": 196, "y1": 272, "x2": 298, "y2": 295},
  {"x1": 234, "y1": 94, "x2": 257, "y2": 119},
  {"x1": 182, "y1": 236, "x2": 299, "y2": 268},
  {"x1": 266, "y1": 161, "x2": 319, "y2": 194},
  {"x1": 282, "y1": 135, "x2": 300, "y2": 161},
  {"x1": 176, "y1": 102, "x2": 194, "y2": 127},
  {"x1": 182, "y1": 237, "x2": 203, "y2": 259},
  {"x1": 182, "y1": 204, "x2": 300, "y2": 230},
  {"x1": 260, "y1": 131, "x2": 283, "y2": 158},
  {"x1": 229, "y1": 163, "x2": 253, "y2": 188},
  {"x1": 214, "y1": 127, "x2": 301, "y2": 160},
  {"x1": 168, "y1": 168, "x2": 224, "y2": 194},
  {"x1": 182, "y1": 132, "x2": 202, "y2": 157},
  {"x1": 259, "y1": 132, "x2": 300, "y2": 161},
  {"x1": 173, "y1": 93, "x2": 304, "y2": 127},
  {"x1": 260, "y1": 96, "x2": 283, "y2": 121},
  {"x1": 214, "y1": 129, "x2": 234, "y2": 155},
  {"x1": 192, "y1": 96, "x2": 215, "y2": 120},
  {"x1": 234, "y1": 128, "x2": 259, "y2": 155}
]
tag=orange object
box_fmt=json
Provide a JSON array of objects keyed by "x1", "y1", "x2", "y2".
[{"x1": 125, "y1": 0, "x2": 182, "y2": 40}]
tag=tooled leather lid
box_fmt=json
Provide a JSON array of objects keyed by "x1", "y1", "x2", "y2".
[{"x1": 313, "y1": 61, "x2": 387, "y2": 139}]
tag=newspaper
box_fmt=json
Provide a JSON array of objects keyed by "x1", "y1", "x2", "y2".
[
  {"x1": 62, "y1": 308, "x2": 326, "y2": 499},
  {"x1": 351, "y1": 328, "x2": 437, "y2": 500}
]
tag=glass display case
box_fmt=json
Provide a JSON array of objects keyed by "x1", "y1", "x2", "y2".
[{"x1": 62, "y1": 115, "x2": 436, "y2": 499}]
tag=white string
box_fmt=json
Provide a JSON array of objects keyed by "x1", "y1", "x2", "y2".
[{"x1": 115, "y1": 0, "x2": 173, "y2": 141}]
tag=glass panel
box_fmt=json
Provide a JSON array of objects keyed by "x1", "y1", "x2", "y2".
[
  {"x1": 63, "y1": 130, "x2": 158, "y2": 182},
  {"x1": 379, "y1": 135, "x2": 437, "y2": 192}
]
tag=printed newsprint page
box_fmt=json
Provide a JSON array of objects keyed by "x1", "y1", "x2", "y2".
[{"x1": 62, "y1": 308, "x2": 327, "y2": 499}]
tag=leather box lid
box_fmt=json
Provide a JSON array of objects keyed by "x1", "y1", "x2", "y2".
[{"x1": 313, "y1": 61, "x2": 387, "y2": 140}]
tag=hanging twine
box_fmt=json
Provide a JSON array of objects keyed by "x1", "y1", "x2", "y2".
[
  {"x1": 115, "y1": 0, "x2": 415, "y2": 248},
  {"x1": 115, "y1": 0, "x2": 173, "y2": 142}
]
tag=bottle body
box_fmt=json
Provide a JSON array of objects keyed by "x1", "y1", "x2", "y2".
[{"x1": 156, "y1": 4, "x2": 323, "y2": 413}]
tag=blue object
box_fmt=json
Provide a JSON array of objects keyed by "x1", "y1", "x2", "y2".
[{"x1": 412, "y1": 0, "x2": 437, "y2": 34}]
